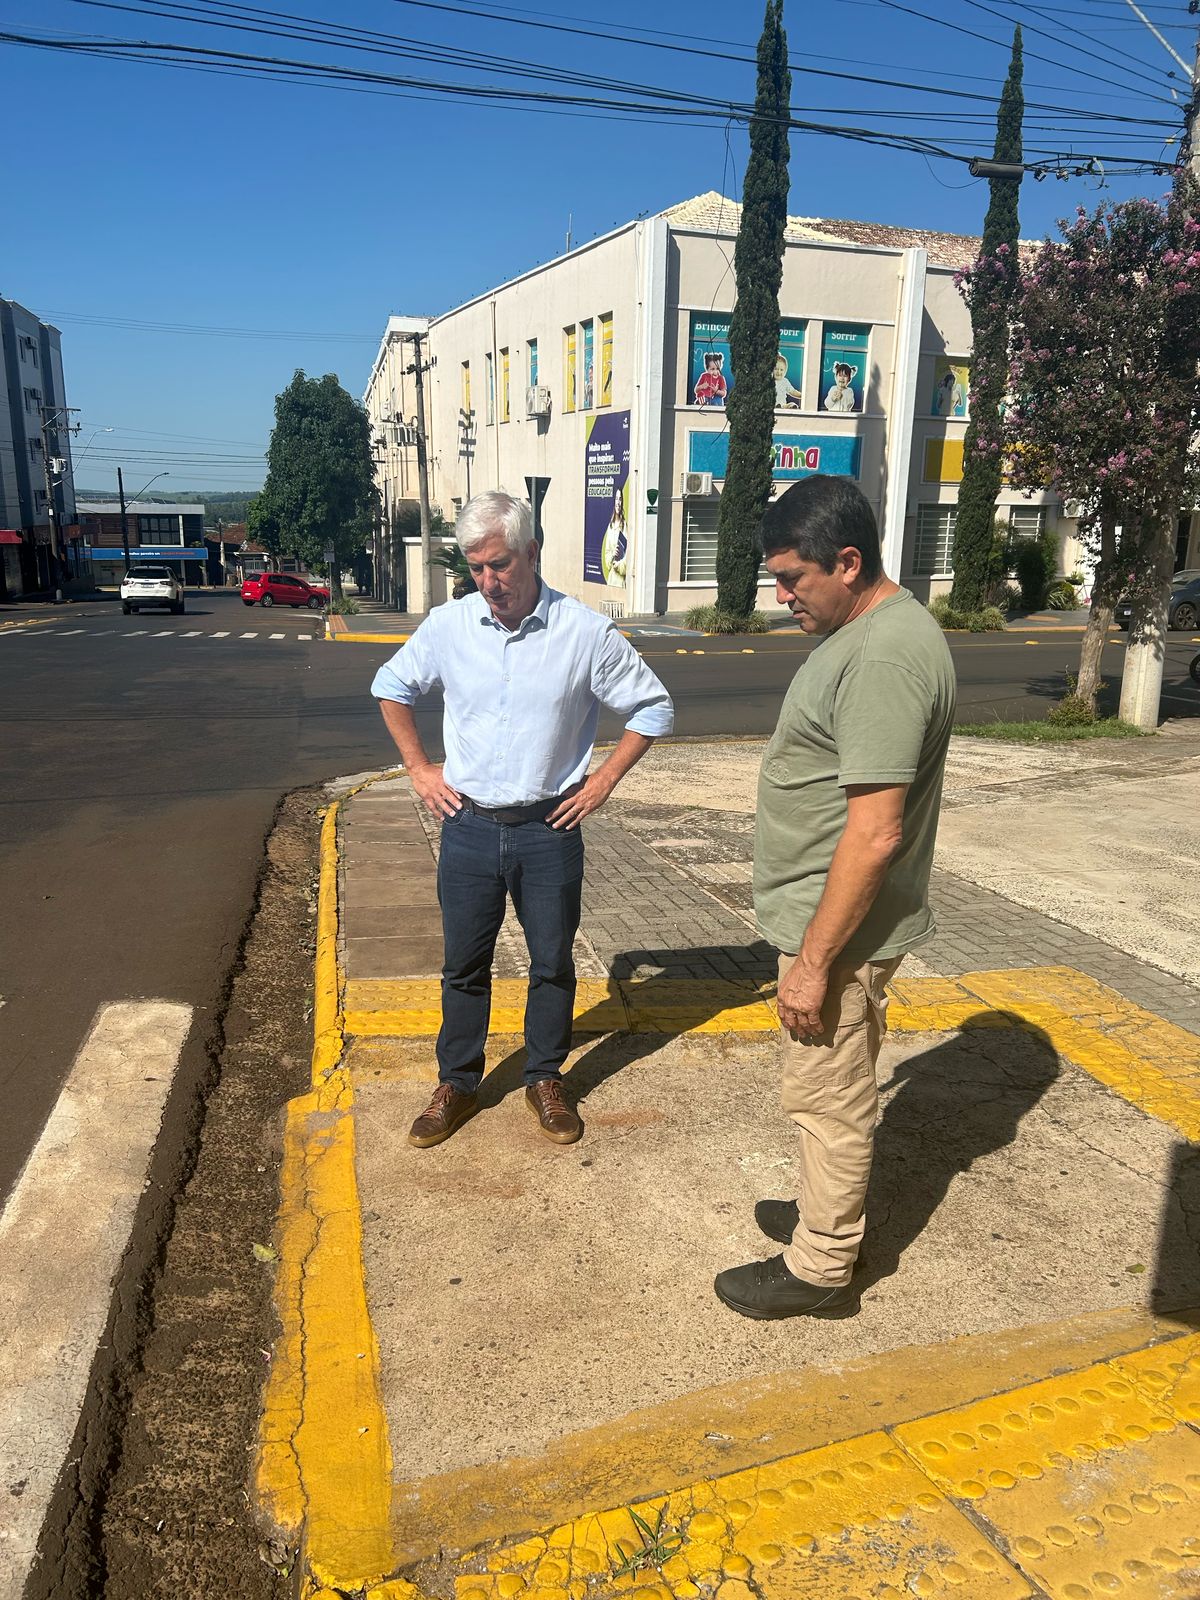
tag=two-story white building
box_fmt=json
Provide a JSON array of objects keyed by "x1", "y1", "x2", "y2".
[{"x1": 365, "y1": 191, "x2": 1199, "y2": 616}]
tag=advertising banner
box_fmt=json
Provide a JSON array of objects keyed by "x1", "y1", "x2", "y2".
[
  {"x1": 931, "y1": 357, "x2": 970, "y2": 418},
  {"x1": 582, "y1": 320, "x2": 595, "y2": 410},
  {"x1": 820, "y1": 323, "x2": 869, "y2": 415},
  {"x1": 688, "y1": 313, "x2": 806, "y2": 409},
  {"x1": 689, "y1": 431, "x2": 861, "y2": 482},
  {"x1": 583, "y1": 409, "x2": 630, "y2": 586}
]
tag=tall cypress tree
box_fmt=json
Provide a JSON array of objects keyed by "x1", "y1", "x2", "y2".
[
  {"x1": 714, "y1": 0, "x2": 791, "y2": 621},
  {"x1": 950, "y1": 27, "x2": 1024, "y2": 612}
]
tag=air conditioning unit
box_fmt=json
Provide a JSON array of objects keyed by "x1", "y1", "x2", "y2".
[
  {"x1": 526, "y1": 385, "x2": 551, "y2": 418},
  {"x1": 1061, "y1": 499, "x2": 1084, "y2": 520},
  {"x1": 681, "y1": 470, "x2": 714, "y2": 496}
]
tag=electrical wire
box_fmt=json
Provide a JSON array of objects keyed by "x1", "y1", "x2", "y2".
[{"x1": 952, "y1": 0, "x2": 1182, "y2": 85}]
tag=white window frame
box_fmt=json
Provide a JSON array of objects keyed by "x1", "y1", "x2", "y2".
[{"x1": 912, "y1": 503, "x2": 957, "y2": 578}]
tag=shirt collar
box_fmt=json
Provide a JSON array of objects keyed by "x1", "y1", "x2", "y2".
[{"x1": 478, "y1": 577, "x2": 551, "y2": 636}]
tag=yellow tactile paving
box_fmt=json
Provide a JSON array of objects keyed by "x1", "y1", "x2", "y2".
[
  {"x1": 894, "y1": 1353, "x2": 1200, "y2": 1600},
  {"x1": 1113, "y1": 1332, "x2": 1200, "y2": 1429},
  {"x1": 453, "y1": 1431, "x2": 1031, "y2": 1600}
]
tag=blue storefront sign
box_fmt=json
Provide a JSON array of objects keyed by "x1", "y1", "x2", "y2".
[
  {"x1": 688, "y1": 432, "x2": 861, "y2": 482},
  {"x1": 89, "y1": 545, "x2": 209, "y2": 562}
]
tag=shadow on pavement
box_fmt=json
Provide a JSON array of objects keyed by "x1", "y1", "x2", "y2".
[
  {"x1": 860, "y1": 1012, "x2": 1059, "y2": 1291},
  {"x1": 1153, "y1": 1140, "x2": 1200, "y2": 1326}
]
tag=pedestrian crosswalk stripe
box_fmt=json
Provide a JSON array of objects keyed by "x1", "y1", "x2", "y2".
[
  {"x1": 151, "y1": 630, "x2": 174, "y2": 637},
  {"x1": 182, "y1": 630, "x2": 202, "y2": 637},
  {"x1": 213, "y1": 631, "x2": 230, "y2": 637},
  {"x1": 240, "y1": 631, "x2": 258, "y2": 639},
  {"x1": 298, "y1": 634, "x2": 313, "y2": 641},
  {"x1": 128, "y1": 630, "x2": 147, "y2": 636},
  {"x1": 59, "y1": 629, "x2": 84, "y2": 636},
  {"x1": 269, "y1": 632, "x2": 285, "y2": 639}
]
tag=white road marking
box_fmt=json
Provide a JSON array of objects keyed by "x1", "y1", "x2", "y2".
[
  {"x1": 269, "y1": 632, "x2": 285, "y2": 639},
  {"x1": 127, "y1": 630, "x2": 147, "y2": 637},
  {"x1": 151, "y1": 630, "x2": 174, "y2": 637},
  {"x1": 213, "y1": 631, "x2": 230, "y2": 637},
  {"x1": 58, "y1": 629, "x2": 85, "y2": 636},
  {"x1": 240, "y1": 631, "x2": 258, "y2": 639},
  {"x1": 181, "y1": 630, "x2": 202, "y2": 638},
  {"x1": 298, "y1": 634, "x2": 313, "y2": 641},
  {"x1": 0, "y1": 1000, "x2": 193, "y2": 1597}
]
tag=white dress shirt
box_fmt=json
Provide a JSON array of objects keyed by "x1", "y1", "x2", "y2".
[{"x1": 371, "y1": 582, "x2": 674, "y2": 805}]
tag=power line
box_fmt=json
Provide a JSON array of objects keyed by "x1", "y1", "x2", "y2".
[
  {"x1": 40, "y1": 308, "x2": 377, "y2": 340},
  {"x1": 953, "y1": 0, "x2": 1184, "y2": 85}
]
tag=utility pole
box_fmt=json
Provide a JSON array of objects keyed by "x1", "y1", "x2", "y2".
[
  {"x1": 117, "y1": 466, "x2": 132, "y2": 571},
  {"x1": 39, "y1": 404, "x2": 79, "y2": 603},
  {"x1": 408, "y1": 332, "x2": 434, "y2": 615}
]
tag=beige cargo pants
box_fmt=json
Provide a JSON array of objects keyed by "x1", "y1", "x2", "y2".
[{"x1": 776, "y1": 952, "x2": 904, "y2": 1287}]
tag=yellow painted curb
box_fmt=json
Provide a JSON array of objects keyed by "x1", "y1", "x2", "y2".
[
  {"x1": 256, "y1": 796, "x2": 398, "y2": 1591},
  {"x1": 332, "y1": 631, "x2": 412, "y2": 644}
]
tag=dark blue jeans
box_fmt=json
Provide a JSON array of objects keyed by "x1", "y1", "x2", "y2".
[{"x1": 436, "y1": 806, "x2": 584, "y2": 1093}]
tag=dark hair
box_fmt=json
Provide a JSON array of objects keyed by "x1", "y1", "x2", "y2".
[{"x1": 758, "y1": 476, "x2": 882, "y2": 581}]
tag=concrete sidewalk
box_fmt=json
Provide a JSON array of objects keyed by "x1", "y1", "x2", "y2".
[{"x1": 255, "y1": 740, "x2": 1200, "y2": 1600}]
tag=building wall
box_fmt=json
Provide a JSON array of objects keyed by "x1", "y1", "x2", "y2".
[
  {"x1": 0, "y1": 300, "x2": 78, "y2": 595},
  {"x1": 423, "y1": 223, "x2": 644, "y2": 607}
]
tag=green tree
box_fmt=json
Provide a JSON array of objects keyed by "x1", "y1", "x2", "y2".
[
  {"x1": 246, "y1": 485, "x2": 285, "y2": 569},
  {"x1": 950, "y1": 27, "x2": 1024, "y2": 612},
  {"x1": 259, "y1": 371, "x2": 377, "y2": 599},
  {"x1": 714, "y1": 0, "x2": 791, "y2": 621}
]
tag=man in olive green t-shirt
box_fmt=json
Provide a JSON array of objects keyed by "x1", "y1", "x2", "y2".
[{"x1": 714, "y1": 477, "x2": 955, "y2": 1322}]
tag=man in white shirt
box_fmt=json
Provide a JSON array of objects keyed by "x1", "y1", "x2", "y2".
[{"x1": 372, "y1": 490, "x2": 674, "y2": 1148}]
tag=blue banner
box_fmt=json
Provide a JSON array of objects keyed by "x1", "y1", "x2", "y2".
[
  {"x1": 688, "y1": 431, "x2": 861, "y2": 482},
  {"x1": 820, "y1": 323, "x2": 870, "y2": 416},
  {"x1": 689, "y1": 313, "x2": 806, "y2": 409}
]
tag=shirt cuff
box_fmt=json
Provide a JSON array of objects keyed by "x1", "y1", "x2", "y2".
[{"x1": 625, "y1": 707, "x2": 675, "y2": 737}]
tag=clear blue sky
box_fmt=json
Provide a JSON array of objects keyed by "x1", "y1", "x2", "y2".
[{"x1": 3, "y1": 0, "x2": 1194, "y2": 497}]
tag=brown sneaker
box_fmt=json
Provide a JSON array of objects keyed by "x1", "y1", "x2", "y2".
[
  {"x1": 525, "y1": 1078, "x2": 582, "y2": 1145},
  {"x1": 408, "y1": 1082, "x2": 477, "y2": 1148}
]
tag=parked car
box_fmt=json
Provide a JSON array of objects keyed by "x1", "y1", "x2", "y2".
[
  {"x1": 121, "y1": 563, "x2": 185, "y2": 615},
  {"x1": 1115, "y1": 575, "x2": 1200, "y2": 632},
  {"x1": 240, "y1": 572, "x2": 329, "y2": 610}
]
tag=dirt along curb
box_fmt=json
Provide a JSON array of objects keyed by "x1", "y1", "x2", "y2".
[{"x1": 65, "y1": 789, "x2": 324, "y2": 1600}]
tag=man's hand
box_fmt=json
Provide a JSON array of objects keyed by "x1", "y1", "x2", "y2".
[
  {"x1": 777, "y1": 954, "x2": 829, "y2": 1040},
  {"x1": 410, "y1": 762, "x2": 462, "y2": 820},
  {"x1": 546, "y1": 772, "x2": 614, "y2": 830}
]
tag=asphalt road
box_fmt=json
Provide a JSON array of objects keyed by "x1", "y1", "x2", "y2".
[{"x1": 3, "y1": 592, "x2": 1199, "y2": 1204}]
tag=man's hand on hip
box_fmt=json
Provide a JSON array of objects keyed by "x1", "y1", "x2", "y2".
[
  {"x1": 546, "y1": 772, "x2": 614, "y2": 830},
  {"x1": 410, "y1": 763, "x2": 462, "y2": 820},
  {"x1": 777, "y1": 954, "x2": 829, "y2": 1040}
]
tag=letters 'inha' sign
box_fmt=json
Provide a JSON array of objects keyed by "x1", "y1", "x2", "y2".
[{"x1": 688, "y1": 431, "x2": 862, "y2": 483}]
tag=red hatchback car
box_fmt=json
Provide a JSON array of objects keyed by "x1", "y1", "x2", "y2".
[{"x1": 241, "y1": 572, "x2": 330, "y2": 610}]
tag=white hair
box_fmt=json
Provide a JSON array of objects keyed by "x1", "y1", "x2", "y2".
[{"x1": 454, "y1": 490, "x2": 534, "y2": 556}]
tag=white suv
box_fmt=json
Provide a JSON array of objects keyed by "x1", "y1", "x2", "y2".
[{"x1": 121, "y1": 563, "x2": 185, "y2": 615}]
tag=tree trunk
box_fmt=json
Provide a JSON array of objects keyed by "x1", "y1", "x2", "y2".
[
  {"x1": 1118, "y1": 518, "x2": 1174, "y2": 731},
  {"x1": 329, "y1": 563, "x2": 343, "y2": 603},
  {"x1": 1075, "y1": 513, "x2": 1116, "y2": 710}
]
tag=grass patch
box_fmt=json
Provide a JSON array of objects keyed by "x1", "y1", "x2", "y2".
[
  {"x1": 954, "y1": 717, "x2": 1150, "y2": 742},
  {"x1": 683, "y1": 604, "x2": 772, "y2": 634}
]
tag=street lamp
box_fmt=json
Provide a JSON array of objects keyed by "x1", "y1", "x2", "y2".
[{"x1": 117, "y1": 470, "x2": 169, "y2": 570}]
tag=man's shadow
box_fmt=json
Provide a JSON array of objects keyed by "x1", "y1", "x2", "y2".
[
  {"x1": 471, "y1": 941, "x2": 777, "y2": 1114},
  {"x1": 857, "y1": 1012, "x2": 1059, "y2": 1289}
]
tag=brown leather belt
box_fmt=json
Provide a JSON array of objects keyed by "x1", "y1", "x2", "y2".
[{"x1": 459, "y1": 794, "x2": 563, "y2": 825}]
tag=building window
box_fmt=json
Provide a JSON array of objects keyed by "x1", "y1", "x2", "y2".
[
  {"x1": 29, "y1": 439, "x2": 43, "y2": 461},
  {"x1": 35, "y1": 489, "x2": 47, "y2": 510},
  {"x1": 461, "y1": 361, "x2": 471, "y2": 417},
  {"x1": 485, "y1": 352, "x2": 495, "y2": 426},
  {"x1": 599, "y1": 313, "x2": 613, "y2": 407},
  {"x1": 563, "y1": 326, "x2": 577, "y2": 413},
  {"x1": 499, "y1": 348, "x2": 510, "y2": 422},
  {"x1": 913, "y1": 504, "x2": 957, "y2": 577},
  {"x1": 1009, "y1": 505, "x2": 1046, "y2": 539},
  {"x1": 139, "y1": 514, "x2": 179, "y2": 535},
  {"x1": 24, "y1": 388, "x2": 41, "y2": 414},
  {"x1": 19, "y1": 335, "x2": 38, "y2": 367},
  {"x1": 580, "y1": 319, "x2": 594, "y2": 410},
  {"x1": 681, "y1": 499, "x2": 721, "y2": 581},
  {"x1": 681, "y1": 499, "x2": 771, "y2": 582},
  {"x1": 528, "y1": 339, "x2": 538, "y2": 388}
]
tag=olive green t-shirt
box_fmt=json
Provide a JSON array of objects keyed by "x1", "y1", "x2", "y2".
[{"x1": 754, "y1": 588, "x2": 956, "y2": 960}]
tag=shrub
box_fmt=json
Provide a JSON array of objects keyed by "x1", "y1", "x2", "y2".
[
  {"x1": 329, "y1": 596, "x2": 360, "y2": 615},
  {"x1": 683, "y1": 605, "x2": 772, "y2": 634},
  {"x1": 928, "y1": 595, "x2": 967, "y2": 629},
  {"x1": 1045, "y1": 578, "x2": 1082, "y2": 610},
  {"x1": 1047, "y1": 694, "x2": 1097, "y2": 727},
  {"x1": 929, "y1": 597, "x2": 1005, "y2": 631},
  {"x1": 1013, "y1": 530, "x2": 1059, "y2": 610},
  {"x1": 978, "y1": 606, "x2": 1007, "y2": 630}
]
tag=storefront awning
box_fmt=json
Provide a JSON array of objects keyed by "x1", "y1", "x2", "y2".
[{"x1": 0, "y1": 531, "x2": 22, "y2": 546}]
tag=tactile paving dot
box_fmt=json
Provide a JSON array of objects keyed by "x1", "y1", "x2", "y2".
[
  {"x1": 894, "y1": 1357, "x2": 1200, "y2": 1599},
  {"x1": 1113, "y1": 1333, "x2": 1200, "y2": 1429}
]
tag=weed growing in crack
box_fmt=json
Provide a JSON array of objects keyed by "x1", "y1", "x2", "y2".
[{"x1": 609, "y1": 1503, "x2": 683, "y2": 1580}]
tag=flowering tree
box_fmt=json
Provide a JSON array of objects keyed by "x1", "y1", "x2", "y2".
[
  {"x1": 949, "y1": 28, "x2": 1024, "y2": 612},
  {"x1": 1004, "y1": 183, "x2": 1200, "y2": 715}
]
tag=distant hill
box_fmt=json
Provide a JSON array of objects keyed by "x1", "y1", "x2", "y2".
[{"x1": 77, "y1": 489, "x2": 259, "y2": 525}]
